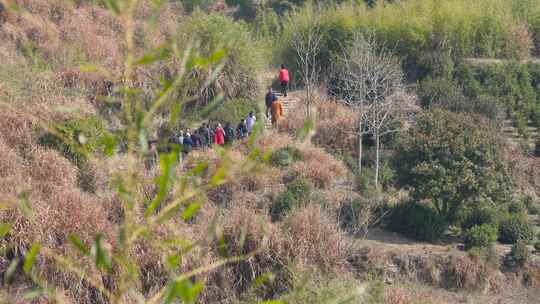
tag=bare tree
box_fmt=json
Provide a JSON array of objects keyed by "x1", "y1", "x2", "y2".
[
  {"x1": 336, "y1": 33, "x2": 414, "y2": 187},
  {"x1": 291, "y1": 13, "x2": 322, "y2": 118}
]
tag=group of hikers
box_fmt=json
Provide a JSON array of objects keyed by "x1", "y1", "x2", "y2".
[
  {"x1": 266, "y1": 64, "x2": 289, "y2": 124},
  {"x1": 147, "y1": 64, "x2": 290, "y2": 164},
  {"x1": 170, "y1": 112, "x2": 257, "y2": 155}
]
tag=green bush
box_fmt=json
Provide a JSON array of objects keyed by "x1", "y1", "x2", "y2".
[
  {"x1": 387, "y1": 201, "x2": 448, "y2": 242},
  {"x1": 270, "y1": 177, "x2": 313, "y2": 221},
  {"x1": 464, "y1": 224, "x2": 498, "y2": 250},
  {"x1": 524, "y1": 195, "x2": 540, "y2": 215},
  {"x1": 534, "y1": 241, "x2": 540, "y2": 252},
  {"x1": 458, "y1": 203, "x2": 499, "y2": 230},
  {"x1": 204, "y1": 98, "x2": 259, "y2": 126},
  {"x1": 417, "y1": 77, "x2": 466, "y2": 110},
  {"x1": 338, "y1": 194, "x2": 387, "y2": 233},
  {"x1": 508, "y1": 201, "x2": 527, "y2": 214},
  {"x1": 505, "y1": 241, "x2": 530, "y2": 268},
  {"x1": 530, "y1": 104, "x2": 540, "y2": 128},
  {"x1": 395, "y1": 110, "x2": 512, "y2": 222},
  {"x1": 498, "y1": 215, "x2": 535, "y2": 244},
  {"x1": 38, "y1": 116, "x2": 107, "y2": 166},
  {"x1": 179, "y1": 13, "x2": 263, "y2": 103},
  {"x1": 514, "y1": 112, "x2": 530, "y2": 138},
  {"x1": 270, "y1": 146, "x2": 304, "y2": 167}
]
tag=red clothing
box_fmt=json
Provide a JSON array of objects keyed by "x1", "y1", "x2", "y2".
[
  {"x1": 279, "y1": 68, "x2": 289, "y2": 82},
  {"x1": 214, "y1": 127, "x2": 225, "y2": 145}
]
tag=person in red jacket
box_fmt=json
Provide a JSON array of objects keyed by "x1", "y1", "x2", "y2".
[
  {"x1": 279, "y1": 64, "x2": 289, "y2": 97},
  {"x1": 214, "y1": 123, "x2": 225, "y2": 145}
]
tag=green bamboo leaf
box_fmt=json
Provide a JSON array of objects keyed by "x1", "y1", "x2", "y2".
[
  {"x1": 208, "y1": 49, "x2": 226, "y2": 63},
  {"x1": 103, "y1": 0, "x2": 121, "y2": 15},
  {"x1": 4, "y1": 258, "x2": 19, "y2": 281},
  {"x1": 182, "y1": 202, "x2": 202, "y2": 221},
  {"x1": 163, "y1": 280, "x2": 204, "y2": 304},
  {"x1": 18, "y1": 192, "x2": 33, "y2": 219},
  {"x1": 23, "y1": 243, "x2": 41, "y2": 274},
  {"x1": 188, "y1": 162, "x2": 208, "y2": 177},
  {"x1": 91, "y1": 234, "x2": 112, "y2": 272},
  {"x1": 0, "y1": 223, "x2": 11, "y2": 238},
  {"x1": 253, "y1": 272, "x2": 275, "y2": 287},
  {"x1": 179, "y1": 280, "x2": 204, "y2": 303},
  {"x1": 296, "y1": 116, "x2": 314, "y2": 140},
  {"x1": 145, "y1": 152, "x2": 177, "y2": 217},
  {"x1": 23, "y1": 288, "x2": 43, "y2": 300},
  {"x1": 166, "y1": 253, "x2": 181, "y2": 270},
  {"x1": 135, "y1": 47, "x2": 171, "y2": 65},
  {"x1": 79, "y1": 64, "x2": 98, "y2": 73},
  {"x1": 68, "y1": 234, "x2": 90, "y2": 256},
  {"x1": 210, "y1": 166, "x2": 227, "y2": 187},
  {"x1": 163, "y1": 279, "x2": 203, "y2": 304}
]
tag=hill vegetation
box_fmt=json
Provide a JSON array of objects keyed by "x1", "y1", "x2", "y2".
[{"x1": 1, "y1": 0, "x2": 540, "y2": 303}]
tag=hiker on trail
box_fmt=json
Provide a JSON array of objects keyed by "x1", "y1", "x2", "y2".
[
  {"x1": 224, "y1": 122, "x2": 235, "y2": 145},
  {"x1": 271, "y1": 98, "x2": 284, "y2": 126},
  {"x1": 182, "y1": 132, "x2": 193, "y2": 155},
  {"x1": 246, "y1": 111, "x2": 256, "y2": 134},
  {"x1": 191, "y1": 130, "x2": 202, "y2": 148},
  {"x1": 178, "y1": 130, "x2": 185, "y2": 147},
  {"x1": 279, "y1": 64, "x2": 289, "y2": 97},
  {"x1": 237, "y1": 119, "x2": 248, "y2": 138},
  {"x1": 197, "y1": 123, "x2": 211, "y2": 148},
  {"x1": 214, "y1": 123, "x2": 225, "y2": 145},
  {"x1": 265, "y1": 87, "x2": 277, "y2": 118}
]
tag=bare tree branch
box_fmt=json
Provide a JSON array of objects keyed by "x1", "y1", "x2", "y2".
[{"x1": 334, "y1": 32, "x2": 416, "y2": 187}]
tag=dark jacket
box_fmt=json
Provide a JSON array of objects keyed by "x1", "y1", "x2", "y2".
[
  {"x1": 182, "y1": 136, "x2": 193, "y2": 153},
  {"x1": 265, "y1": 92, "x2": 277, "y2": 108},
  {"x1": 197, "y1": 126, "x2": 211, "y2": 146},
  {"x1": 237, "y1": 122, "x2": 248, "y2": 138},
  {"x1": 224, "y1": 126, "x2": 235, "y2": 144},
  {"x1": 191, "y1": 133, "x2": 202, "y2": 148}
]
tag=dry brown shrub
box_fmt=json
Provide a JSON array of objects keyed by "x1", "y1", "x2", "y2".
[
  {"x1": 0, "y1": 139, "x2": 27, "y2": 198},
  {"x1": 58, "y1": 69, "x2": 113, "y2": 100},
  {"x1": 280, "y1": 206, "x2": 350, "y2": 274},
  {"x1": 312, "y1": 101, "x2": 358, "y2": 156},
  {"x1": 254, "y1": 133, "x2": 294, "y2": 155},
  {"x1": 278, "y1": 100, "x2": 306, "y2": 136},
  {"x1": 201, "y1": 205, "x2": 285, "y2": 301},
  {"x1": 506, "y1": 23, "x2": 532, "y2": 59},
  {"x1": 291, "y1": 145, "x2": 348, "y2": 188},
  {"x1": 384, "y1": 287, "x2": 435, "y2": 304},
  {"x1": 27, "y1": 147, "x2": 79, "y2": 196},
  {"x1": 0, "y1": 106, "x2": 35, "y2": 150},
  {"x1": 444, "y1": 255, "x2": 501, "y2": 292},
  {"x1": 505, "y1": 146, "x2": 540, "y2": 198}
]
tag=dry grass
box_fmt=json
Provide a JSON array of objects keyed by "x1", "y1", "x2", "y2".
[
  {"x1": 312, "y1": 100, "x2": 358, "y2": 156},
  {"x1": 505, "y1": 146, "x2": 540, "y2": 198},
  {"x1": 291, "y1": 144, "x2": 348, "y2": 188},
  {"x1": 280, "y1": 206, "x2": 350, "y2": 274},
  {"x1": 383, "y1": 287, "x2": 436, "y2": 304}
]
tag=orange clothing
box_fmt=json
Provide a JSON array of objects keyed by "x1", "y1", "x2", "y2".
[{"x1": 271, "y1": 100, "x2": 284, "y2": 124}]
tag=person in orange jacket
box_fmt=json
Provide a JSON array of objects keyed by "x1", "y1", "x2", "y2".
[{"x1": 271, "y1": 98, "x2": 284, "y2": 126}]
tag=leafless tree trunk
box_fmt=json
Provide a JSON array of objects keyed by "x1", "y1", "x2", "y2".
[
  {"x1": 358, "y1": 120, "x2": 363, "y2": 176},
  {"x1": 291, "y1": 14, "x2": 322, "y2": 118},
  {"x1": 336, "y1": 33, "x2": 415, "y2": 188}
]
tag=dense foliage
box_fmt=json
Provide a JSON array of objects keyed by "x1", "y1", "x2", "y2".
[{"x1": 396, "y1": 110, "x2": 512, "y2": 222}]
